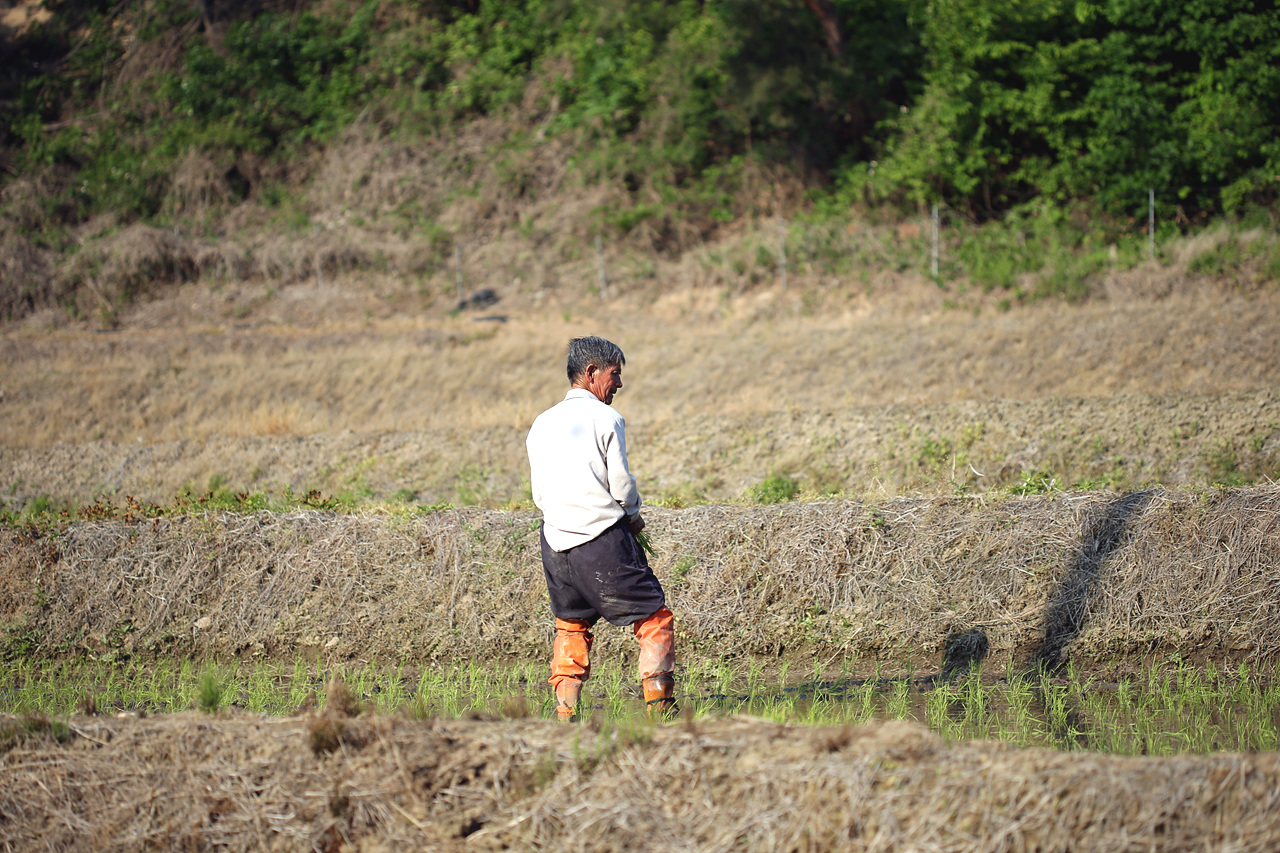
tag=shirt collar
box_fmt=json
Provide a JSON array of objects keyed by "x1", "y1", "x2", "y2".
[{"x1": 564, "y1": 388, "x2": 597, "y2": 402}]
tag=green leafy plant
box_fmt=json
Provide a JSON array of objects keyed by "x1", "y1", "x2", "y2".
[
  {"x1": 634, "y1": 529, "x2": 656, "y2": 559},
  {"x1": 748, "y1": 473, "x2": 800, "y2": 505}
]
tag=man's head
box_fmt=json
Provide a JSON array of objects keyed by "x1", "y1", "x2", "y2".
[{"x1": 567, "y1": 336, "x2": 625, "y2": 405}]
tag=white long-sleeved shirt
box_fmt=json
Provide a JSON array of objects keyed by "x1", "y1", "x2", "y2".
[{"x1": 526, "y1": 388, "x2": 642, "y2": 551}]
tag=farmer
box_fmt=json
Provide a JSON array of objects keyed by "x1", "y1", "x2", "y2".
[{"x1": 525, "y1": 335, "x2": 676, "y2": 721}]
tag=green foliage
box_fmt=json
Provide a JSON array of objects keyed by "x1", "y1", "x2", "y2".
[
  {"x1": 1204, "y1": 441, "x2": 1246, "y2": 487},
  {"x1": 0, "y1": 713, "x2": 69, "y2": 753},
  {"x1": 1012, "y1": 468, "x2": 1061, "y2": 496},
  {"x1": 748, "y1": 472, "x2": 801, "y2": 504},
  {"x1": 1, "y1": 494, "x2": 60, "y2": 528},
  {"x1": 0, "y1": 485, "x2": 351, "y2": 533},
  {"x1": 858, "y1": 0, "x2": 1280, "y2": 220},
  {"x1": 429, "y1": 1, "x2": 561, "y2": 119},
  {"x1": 914, "y1": 435, "x2": 954, "y2": 472},
  {"x1": 4, "y1": 0, "x2": 922, "y2": 232},
  {"x1": 162, "y1": 4, "x2": 378, "y2": 153},
  {"x1": 0, "y1": 624, "x2": 43, "y2": 662},
  {"x1": 5, "y1": 0, "x2": 1279, "y2": 262},
  {"x1": 3, "y1": 657, "x2": 1280, "y2": 754},
  {"x1": 1191, "y1": 239, "x2": 1248, "y2": 278},
  {"x1": 1031, "y1": 237, "x2": 1113, "y2": 302},
  {"x1": 634, "y1": 529, "x2": 656, "y2": 559},
  {"x1": 196, "y1": 665, "x2": 228, "y2": 713},
  {"x1": 1187, "y1": 233, "x2": 1280, "y2": 288}
]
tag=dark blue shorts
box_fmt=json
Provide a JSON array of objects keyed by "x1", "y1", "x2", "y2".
[{"x1": 540, "y1": 520, "x2": 666, "y2": 627}]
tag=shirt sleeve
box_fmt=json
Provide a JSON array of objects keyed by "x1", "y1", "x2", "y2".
[{"x1": 603, "y1": 412, "x2": 642, "y2": 516}]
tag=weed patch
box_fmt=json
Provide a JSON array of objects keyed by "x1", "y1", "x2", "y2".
[{"x1": 747, "y1": 472, "x2": 799, "y2": 504}]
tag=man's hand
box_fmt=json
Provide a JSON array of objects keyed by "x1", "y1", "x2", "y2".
[{"x1": 628, "y1": 514, "x2": 646, "y2": 535}]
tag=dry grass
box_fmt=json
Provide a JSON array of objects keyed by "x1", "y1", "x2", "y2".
[
  {"x1": 46, "y1": 222, "x2": 382, "y2": 326},
  {"x1": 164, "y1": 150, "x2": 234, "y2": 215},
  {"x1": 5, "y1": 487, "x2": 1280, "y2": 671},
  {"x1": 0, "y1": 232, "x2": 54, "y2": 321},
  {"x1": 11, "y1": 286, "x2": 1280, "y2": 444},
  {"x1": 2, "y1": 379, "x2": 1276, "y2": 512},
  {"x1": 53, "y1": 224, "x2": 199, "y2": 325},
  {"x1": 2, "y1": 270, "x2": 1279, "y2": 506},
  {"x1": 3, "y1": 711, "x2": 1280, "y2": 852},
  {"x1": 220, "y1": 402, "x2": 321, "y2": 438},
  {"x1": 5, "y1": 133, "x2": 1280, "y2": 515}
]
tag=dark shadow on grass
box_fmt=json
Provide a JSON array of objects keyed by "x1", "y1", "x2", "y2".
[
  {"x1": 1035, "y1": 490, "x2": 1155, "y2": 672},
  {"x1": 942, "y1": 629, "x2": 989, "y2": 679}
]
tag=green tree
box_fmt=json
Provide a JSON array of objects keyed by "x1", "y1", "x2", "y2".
[{"x1": 864, "y1": 0, "x2": 1280, "y2": 219}]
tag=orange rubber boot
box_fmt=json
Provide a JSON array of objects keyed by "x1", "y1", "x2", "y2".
[
  {"x1": 634, "y1": 607, "x2": 677, "y2": 718},
  {"x1": 550, "y1": 617, "x2": 593, "y2": 722},
  {"x1": 554, "y1": 680, "x2": 582, "y2": 722}
]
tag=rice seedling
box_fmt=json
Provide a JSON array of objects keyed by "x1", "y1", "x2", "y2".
[
  {"x1": 3, "y1": 656, "x2": 1279, "y2": 755},
  {"x1": 196, "y1": 664, "x2": 227, "y2": 713},
  {"x1": 852, "y1": 677, "x2": 878, "y2": 725},
  {"x1": 884, "y1": 677, "x2": 913, "y2": 720}
]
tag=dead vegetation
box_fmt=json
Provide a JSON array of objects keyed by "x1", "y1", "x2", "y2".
[
  {"x1": 0, "y1": 113, "x2": 685, "y2": 328},
  {"x1": 4, "y1": 487, "x2": 1279, "y2": 671},
  {"x1": 0, "y1": 231, "x2": 52, "y2": 321},
  {"x1": 2, "y1": 267, "x2": 1278, "y2": 507},
  {"x1": 44, "y1": 221, "x2": 383, "y2": 326},
  {"x1": 3, "y1": 710, "x2": 1280, "y2": 852},
  {"x1": 1, "y1": 380, "x2": 1276, "y2": 512},
  {"x1": 6, "y1": 96, "x2": 1277, "y2": 334}
]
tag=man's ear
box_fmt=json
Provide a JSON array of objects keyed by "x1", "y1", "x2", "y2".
[{"x1": 584, "y1": 363, "x2": 599, "y2": 379}]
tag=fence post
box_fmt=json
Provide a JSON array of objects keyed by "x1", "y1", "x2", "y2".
[
  {"x1": 454, "y1": 242, "x2": 463, "y2": 302},
  {"x1": 931, "y1": 203, "x2": 940, "y2": 278},
  {"x1": 595, "y1": 235, "x2": 608, "y2": 299},
  {"x1": 1148, "y1": 188, "x2": 1155, "y2": 262}
]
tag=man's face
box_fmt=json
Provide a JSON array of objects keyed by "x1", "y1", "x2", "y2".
[{"x1": 584, "y1": 362, "x2": 623, "y2": 405}]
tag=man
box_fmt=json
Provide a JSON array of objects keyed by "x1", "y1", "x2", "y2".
[{"x1": 526, "y1": 336, "x2": 676, "y2": 721}]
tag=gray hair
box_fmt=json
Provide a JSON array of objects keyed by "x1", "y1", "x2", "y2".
[{"x1": 566, "y1": 336, "x2": 625, "y2": 383}]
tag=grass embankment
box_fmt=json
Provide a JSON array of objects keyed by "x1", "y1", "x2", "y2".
[
  {"x1": 5, "y1": 487, "x2": 1280, "y2": 672},
  {"x1": 5, "y1": 711, "x2": 1280, "y2": 852}
]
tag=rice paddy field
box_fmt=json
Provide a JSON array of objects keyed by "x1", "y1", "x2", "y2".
[
  {"x1": 5, "y1": 655, "x2": 1280, "y2": 756},
  {"x1": 5, "y1": 239, "x2": 1280, "y2": 850},
  {"x1": 5, "y1": 486, "x2": 1280, "y2": 849}
]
